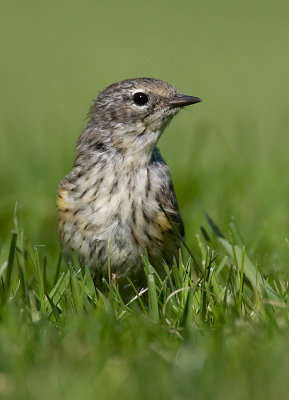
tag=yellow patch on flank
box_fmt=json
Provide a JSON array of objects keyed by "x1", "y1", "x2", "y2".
[
  {"x1": 56, "y1": 189, "x2": 72, "y2": 211},
  {"x1": 156, "y1": 213, "x2": 173, "y2": 233}
]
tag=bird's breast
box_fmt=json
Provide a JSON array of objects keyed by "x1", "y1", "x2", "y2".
[
  {"x1": 58, "y1": 164, "x2": 161, "y2": 240},
  {"x1": 57, "y1": 159, "x2": 178, "y2": 274}
]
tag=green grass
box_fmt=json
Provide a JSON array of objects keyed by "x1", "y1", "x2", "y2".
[
  {"x1": 0, "y1": 0, "x2": 289, "y2": 398},
  {"x1": 0, "y1": 211, "x2": 289, "y2": 399}
]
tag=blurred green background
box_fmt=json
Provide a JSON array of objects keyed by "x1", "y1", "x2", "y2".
[{"x1": 0, "y1": 0, "x2": 288, "y2": 268}]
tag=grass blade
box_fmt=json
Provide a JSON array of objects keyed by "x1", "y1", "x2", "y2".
[{"x1": 4, "y1": 232, "x2": 17, "y2": 299}]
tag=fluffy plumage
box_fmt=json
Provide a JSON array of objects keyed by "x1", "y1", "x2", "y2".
[{"x1": 57, "y1": 78, "x2": 201, "y2": 290}]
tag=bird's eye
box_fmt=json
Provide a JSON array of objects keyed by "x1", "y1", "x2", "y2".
[{"x1": 133, "y1": 92, "x2": 149, "y2": 106}]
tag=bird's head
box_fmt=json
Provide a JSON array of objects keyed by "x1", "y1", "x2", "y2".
[{"x1": 78, "y1": 78, "x2": 202, "y2": 162}]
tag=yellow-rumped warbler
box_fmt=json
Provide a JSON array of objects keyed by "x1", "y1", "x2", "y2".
[{"x1": 57, "y1": 78, "x2": 201, "y2": 290}]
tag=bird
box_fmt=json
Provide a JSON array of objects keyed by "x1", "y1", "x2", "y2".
[{"x1": 57, "y1": 78, "x2": 202, "y2": 293}]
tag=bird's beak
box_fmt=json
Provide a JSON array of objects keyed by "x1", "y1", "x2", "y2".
[{"x1": 168, "y1": 94, "x2": 202, "y2": 107}]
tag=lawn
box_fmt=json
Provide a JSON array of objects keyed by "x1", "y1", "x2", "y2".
[{"x1": 0, "y1": 1, "x2": 288, "y2": 399}]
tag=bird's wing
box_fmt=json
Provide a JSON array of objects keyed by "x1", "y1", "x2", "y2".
[{"x1": 150, "y1": 148, "x2": 185, "y2": 239}]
